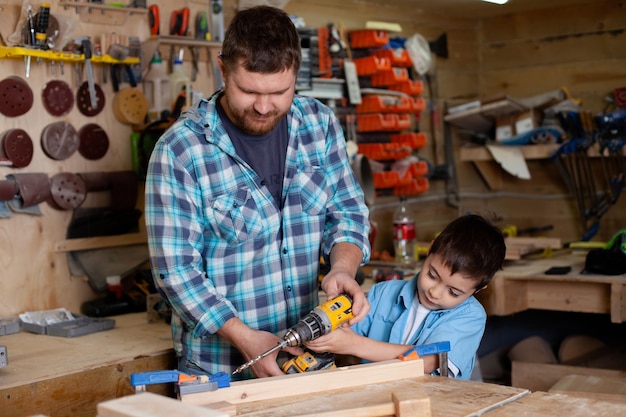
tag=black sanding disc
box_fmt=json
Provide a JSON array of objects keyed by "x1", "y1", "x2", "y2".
[
  {"x1": 78, "y1": 123, "x2": 109, "y2": 160},
  {"x1": 76, "y1": 81, "x2": 105, "y2": 117},
  {"x1": 49, "y1": 172, "x2": 87, "y2": 210},
  {"x1": 1, "y1": 129, "x2": 34, "y2": 168},
  {"x1": 42, "y1": 80, "x2": 74, "y2": 117},
  {"x1": 0, "y1": 76, "x2": 34, "y2": 117},
  {"x1": 41, "y1": 121, "x2": 79, "y2": 160}
]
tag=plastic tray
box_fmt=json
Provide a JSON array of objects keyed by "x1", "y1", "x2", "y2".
[{"x1": 21, "y1": 315, "x2": 115, "y2": 337}]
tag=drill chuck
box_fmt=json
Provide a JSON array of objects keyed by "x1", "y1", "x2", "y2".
[{"x1": 282, "y1": 294, "x2": 353, "y2": 347}]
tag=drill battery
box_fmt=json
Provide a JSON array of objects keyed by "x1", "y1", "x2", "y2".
[{"x1": 282, "y1": 350, "x2": 336, "y2": 374}]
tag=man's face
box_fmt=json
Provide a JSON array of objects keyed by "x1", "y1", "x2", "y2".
[
  {"x1": 219, "y1": 60, "x2": 296, "y2": 135},
  {"x1": 416, "y1": 253, "x2": 478, "y2": 310}
]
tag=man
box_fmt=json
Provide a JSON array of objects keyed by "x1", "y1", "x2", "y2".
[{"x1": 145, "y1": 5, "x2": 371, "y2": 380}]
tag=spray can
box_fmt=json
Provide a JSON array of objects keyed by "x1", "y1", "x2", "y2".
[{"x1": 142, "y1": 51, "x2": 171, "y2": 122}]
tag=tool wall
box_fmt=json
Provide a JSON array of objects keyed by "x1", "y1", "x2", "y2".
[{"x1": 0, "y1": 0, "x2": 228, "y2": 318}]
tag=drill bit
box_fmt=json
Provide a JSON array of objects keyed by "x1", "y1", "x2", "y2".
[{"x1": 232, "y1": 341, "x2": 286, "y2": 375}]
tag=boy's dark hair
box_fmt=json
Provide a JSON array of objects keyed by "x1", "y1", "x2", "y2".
[
  {"x1": 428, "y1": 214, "x2": 505, "y2": 290},
  {"x1": 221, "y1": 6, "x2": 301, "y2": 74}
]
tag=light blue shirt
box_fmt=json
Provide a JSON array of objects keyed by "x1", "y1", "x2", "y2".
[
  {"x1": 145, "y1": 92, "x2": 370, "y2": 379},
  {"x1": 352, "y1": 274, "x2": 486, "y2": 379}
]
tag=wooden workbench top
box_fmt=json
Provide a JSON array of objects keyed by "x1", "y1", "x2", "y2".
[{"x1": 0, "y1": 312, "x2": 173, "y2": 389}]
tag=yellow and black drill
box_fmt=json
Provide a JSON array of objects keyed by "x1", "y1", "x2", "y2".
[{"x1": 232, "y1": 294, "x2": 353, "y2": 375}]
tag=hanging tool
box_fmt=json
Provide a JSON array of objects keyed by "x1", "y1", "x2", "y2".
[
  {"x1": 34, "y1": 3, "x2": 51, "y2": 49},
  {"x1": 170, "y1": 7, "x2": 190, "y2": 36},
  {"x1": 232, "y1": 294, "x2": 354, "y2": 375},
  {"x1": 210, "y1": 0, "x2": 224, "y2": 42},
  {"x1": 76, "y1": 37, "x2": 98, "y2": 109},
  {"x1": 149, "y1": 4, "x2": 160, "y2": 37},
  {"x1": 189, "y1": 11, "x2": 210, "y2": 82}
]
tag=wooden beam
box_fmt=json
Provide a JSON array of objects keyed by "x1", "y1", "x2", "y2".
[
  {"x1": 98, "y1": 392, "x2": 228, "y2": 417},
  {"x1": 182, "y1": 360, "x2": 424, "y2": 407},
  {"x1": 54, "y1": 233, "x2": 147, "y2": 252}
]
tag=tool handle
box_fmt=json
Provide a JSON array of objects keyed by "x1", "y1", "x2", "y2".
[
  {"x1": 149, "y1": 5, "x2": 160, "y2": 36},
  {"x1": 35, "y1": 3, "x2": 51, "y2": 48},
  {"x1": 82, "y1": 39, "x2": 92, "y2": 60}
]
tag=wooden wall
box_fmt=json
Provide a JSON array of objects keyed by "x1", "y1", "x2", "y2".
[{"x1": 0, "y1": 0, "x2": 625, "y2": 317}]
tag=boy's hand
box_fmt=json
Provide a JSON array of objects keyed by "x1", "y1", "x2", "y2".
[{"x1": 305, "y1": 326, "x2": 356, "y2": 355}]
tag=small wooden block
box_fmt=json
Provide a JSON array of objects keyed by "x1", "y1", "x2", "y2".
[{"x1": 392, "y1": 391, "x2": 431, "y2": 417}]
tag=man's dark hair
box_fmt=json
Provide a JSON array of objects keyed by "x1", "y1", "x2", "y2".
[
  {"x1": 221, "y1": 6, "x2": 301, "y2": 74},
  {"x1": 428, "y1": 214, "x2": 505, "y2": 290}
]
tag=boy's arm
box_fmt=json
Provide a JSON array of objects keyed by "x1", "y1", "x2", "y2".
[{"x1": 306, "y1": 327, "x2": 407, "y2": 362}]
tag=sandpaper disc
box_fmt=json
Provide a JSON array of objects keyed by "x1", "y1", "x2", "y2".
[
  {"x1": 0, "y1": 76, "x2": 34, "y2": 117},
  {"x1": 76, "y1": 81, "x2": 105, "y2": 117},
  {"x1": 113, "y1": 87, "x2": 149, "y2": 125},
  {"x1": 0, "y1": 129, "x2": 34, "y2": 168},
  {"x1": 42, "y1": 80, "x2": 74, "y2": 117},
  {"x1": 41, "y1": 121, "x2": 79, "y2": 160},
  {"x1": 78, "y1": 123, "x2": 109, "y2": 160},
  {"x1": 48, "y1": 172, "x2": 87, "y2": 210}
]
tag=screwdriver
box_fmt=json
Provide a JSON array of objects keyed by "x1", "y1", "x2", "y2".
[{"x1": 35, "y1": 3, "x2": 51, "y2": 49}]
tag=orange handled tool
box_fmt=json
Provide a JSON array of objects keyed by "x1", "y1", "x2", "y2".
[
  {"x1": 149, "y1": 5, "x2": 159, "y2": 36},
  {"x1": 170, "y1": 7, "x2": 190, "y2": 36}
]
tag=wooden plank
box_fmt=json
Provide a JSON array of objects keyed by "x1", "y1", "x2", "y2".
[
  {"x1": 481, "y1": 0, "x2": 626, "y2": 43},
  {"x1": 611, "y1": 282, "x2": 626, "y2": 324},
  {"x1": 54, "y1": 233, "x2": 148, "y2": 252},
  {"x1": 182, "y1": 360, "x2": 424, "y2": 407},
  {"x1": 549, "y1": 374, "x2": 626, "y2": 404},
  {"x1": 483, "y1": 391, "x2": 626, "y2": 417},
  {"x1": 234, "y1": 375, "x2": 529, "y2": 417},
  {"x1": 98, "y1": 392, "x2": 228, "y2": 417},
  {"x1": 511, "y1": 361, "x2": 626, "y2": 392}
]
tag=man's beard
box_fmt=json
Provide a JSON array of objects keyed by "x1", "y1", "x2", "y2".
[{"x1": 230, "y1": 107, "x2": 287, "y2": 135}]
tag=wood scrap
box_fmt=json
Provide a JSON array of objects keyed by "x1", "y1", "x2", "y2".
[{"x1": 505, "y1": 237, "x2": 562, "y2": 260}]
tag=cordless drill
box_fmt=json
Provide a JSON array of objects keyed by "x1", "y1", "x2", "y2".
[{"x1": 232, "y1": 294, "x2": 353, "y2": 375}]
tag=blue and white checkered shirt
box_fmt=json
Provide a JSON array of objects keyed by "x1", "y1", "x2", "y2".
[{"x1": 145, "y1": 92, "x2": 370, "y2": 379}]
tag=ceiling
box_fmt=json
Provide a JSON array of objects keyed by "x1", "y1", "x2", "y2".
[{"x1": 381, "y1": 0, "x2": 595, "y2": 19}]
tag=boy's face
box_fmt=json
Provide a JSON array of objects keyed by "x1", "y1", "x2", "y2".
[
  {"x1": 219, "y1": 59, "x2": 296, "y2": 136},
  {"x1": 416, "y1": 253, "x2": 479, "y2": 310}
]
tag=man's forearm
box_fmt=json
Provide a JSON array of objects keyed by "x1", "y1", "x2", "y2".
[{"x1": 328, "y1": 242, "x2": 364, "y2": 277}]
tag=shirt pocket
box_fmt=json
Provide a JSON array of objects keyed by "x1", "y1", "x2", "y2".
[
  {"x1": 296, "y1": 166, "x2": 328, "y2": 215},
  {"x1": 209, "y1": 188, "x2": 263, "y2": 243}
]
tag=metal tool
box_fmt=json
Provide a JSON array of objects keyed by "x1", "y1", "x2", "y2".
[
  {"x1": 282, "y1": 350, "x2": 336, "y2": 374},
  {"x1": 130, "y1": 370, "x2": 230, "y2": 398},
  {"x1": 76, "y1": 37, "x2": 98, "y2": 109},
  {"x1": 232, "y1": 294, "x2": 354, "y2": 375}
]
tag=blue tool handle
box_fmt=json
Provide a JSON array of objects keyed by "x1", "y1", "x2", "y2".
[
  {"x1": 407, "y1": 341, "x2": 451, "y2": 357},
  {"x1": 130, "y1": 370, "x2": 181, "y2": 386}
]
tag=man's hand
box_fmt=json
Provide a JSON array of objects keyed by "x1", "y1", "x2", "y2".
[
  {"x1": 218, "y1": 318, "x2": 301, "y2": 378},
  {"x1": 322, "y1": 242, "x2": 370, "y2": 325}
]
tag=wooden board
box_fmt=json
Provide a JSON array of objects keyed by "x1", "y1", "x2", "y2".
[
  {"x1": 98, "y1": 392, "x2": 228, "y2": 417},
  {"x1": 183, "y1": 360, "x2": 424, "y2": 407},
  {"x1": 483, "y1": 391, "x2": 626, "y2": 417},
  {"x1": 549, "y1": 374, "x2": 626, "y2": 403},
  {"x1": 232, "y1": 375, "x2": 529, "y2": 417}
]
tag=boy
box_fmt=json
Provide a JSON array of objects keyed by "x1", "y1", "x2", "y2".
[{"x1": 306, "y1": 214, "x2": 505, "y2": 379}]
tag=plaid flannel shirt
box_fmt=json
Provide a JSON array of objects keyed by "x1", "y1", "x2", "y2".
[{"x1": 145, "y1": 92, "x2": 370, "y2": 379}]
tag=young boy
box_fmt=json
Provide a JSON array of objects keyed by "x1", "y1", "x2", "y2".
[{"x1": 306, "y1": 214, "x2": 506, "y2": 380}]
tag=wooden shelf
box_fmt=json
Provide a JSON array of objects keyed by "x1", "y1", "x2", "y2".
[
  {"x1": 460, "y1": 143, "x2": 560, "y2": 162},
  {"x1": 54, "y1": 232, "x2": 147, "y2": 253},
  {"x1": 58, "y1": 1, "x2": 148, "y2": 25}
]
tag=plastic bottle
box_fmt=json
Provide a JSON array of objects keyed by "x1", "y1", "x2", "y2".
[
  {"x1": 169, "y1": 59, "x2": 192, "y2": 110},
  {"x1": 393, "y1": 195, "x2": 417, "y2": 268},
  {"x1": 142, "y1": 51, "x2": 171, "y2": 123}
]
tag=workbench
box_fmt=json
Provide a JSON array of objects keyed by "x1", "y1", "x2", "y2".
[
  {"x1": 475, "y1": 251, "x2": 626, "y2": 323},
  {"x1": 0, "y1": 312, "x2": 175, "y2": 417}
]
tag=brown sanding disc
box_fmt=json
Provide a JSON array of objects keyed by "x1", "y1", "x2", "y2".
[
  {"x1": 48, "y1": 172, "x2": 87, "y2": 210},
  {"x1": 76, "y1": 81, "x2": 105, "y2": 117},
  {"x1": 0, "y1": 76, "x2": 34, "y2": 117},
  {"x1": 78, "y1": 123, "x2": 109, "y2": 160},
  {"x1": 41, "y1": 121, "x2": 79, "y2": 160},
  {"x1": 42, "y1": 80, "x2": 74, "y2": 116},
  {"x1": 0, "y1": 129, "x2": 34, "y2": 168},
  {"x1": 113, "y1": 87, "x2": 149, "y2": 125}
]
